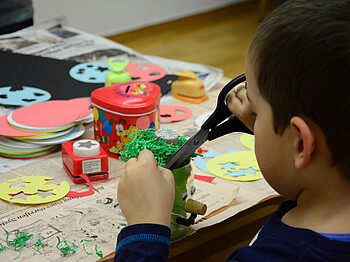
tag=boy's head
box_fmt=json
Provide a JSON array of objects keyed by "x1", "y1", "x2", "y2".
[{"x1": 247, "y1": 0, "x2": 350, "y2": 178}]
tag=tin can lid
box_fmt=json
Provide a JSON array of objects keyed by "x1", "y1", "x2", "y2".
[{"x1": 90, "y1": 82, "x2": 161, "y2": 114}]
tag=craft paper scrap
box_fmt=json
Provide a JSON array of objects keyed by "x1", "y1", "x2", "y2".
[
  {"x1": 194, "y1": 151, "x2": 222, "y2": 173},
  {"x1": 206, "y1": 133, "x2": 263, "y2": 182},
  {"x1": 69, "y1": 63, "x2": 111, "y2": 83},
  {"x1": 0, "y1": 86, "x2": 51, "y2": 106},
  {"x1": 0, "y1": 176, "x2": 70, "y2": 204},
  {"x1": 159, "y1": 105, "x2": 192, "y2": 122},
  {"x1": 125, "y1": 63, "x2": 167, "y2": 82},
  {"x1": 194, "y1": 174, "x2": 215, "y2": 183},
  {"x1": 67, "y1": 173, "x2": 95, "y2": 198}
]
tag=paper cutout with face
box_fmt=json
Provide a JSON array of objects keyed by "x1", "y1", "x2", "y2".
[
  {"x1": 126, "y1": 63, "x2": 167, "y2": 82},
  {"x1": 69, "y1": 63, "x2": 111, "y2": 83},
  {"x1": 0, "y1": 86, "x2": 51, "y2": 106}
]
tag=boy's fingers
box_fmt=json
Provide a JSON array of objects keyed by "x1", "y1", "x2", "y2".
[
  {"x1": 158, "y1": 166, "x2": 175, "y2": 193},
  {"x1": 126, "y1": 157, "x2": 137, "y2": 164},
  {"x1": 138, "y1": 149, "x2": 157, "y2": 165},
  {"x1": 125, "y1": 157, "x2": 137, "y2": 169},
  {"x1": 226, "y1": 94, "x2": 243, "y2": 115},
  {"x1": 234, "y1": 83, "x2": 246, "y2": 101},
  {"x1": 236, "y1": 87, "x2": 248, "y2": 103},
  {"x1": 227, "y1": 85, "x2": 251, "y2": 114},
  {"x1": 158, "y1": 166, "x2": 174, "y2": 180}
]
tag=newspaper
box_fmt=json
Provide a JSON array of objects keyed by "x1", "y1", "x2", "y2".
[{"x1": 0, "y1": 155, "x2": 238, "y2": 261}]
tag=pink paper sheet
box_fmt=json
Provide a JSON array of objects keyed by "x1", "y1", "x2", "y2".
[{"x1": 11, "y1": 97, "x2": 92, "y2": 128}]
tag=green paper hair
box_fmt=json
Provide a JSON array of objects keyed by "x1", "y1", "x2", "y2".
[
  {"x1": 119, "y1": 129, "x2": 199, "y2": 168},
  {"x1": 56, "y1": 238, "x2": 78, "y2": 256},
  {"x1": 0, "y1": 227, "x2": 103, "y2": 259},
  {"x1": 3, "y1": 227, "x2": 33, "y2": 251},
  {"x1": 0, "y1": 242, "x2": 8, "y2": 252}
]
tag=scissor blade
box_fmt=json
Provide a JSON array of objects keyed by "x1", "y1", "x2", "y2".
[{"x1": 165, "y1": 129, "x2": 209, "y2": 170}]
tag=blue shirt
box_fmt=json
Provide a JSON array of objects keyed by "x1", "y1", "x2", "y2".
[{"x1": 114, "y1": 201, "x2": 350, "y2": 261}]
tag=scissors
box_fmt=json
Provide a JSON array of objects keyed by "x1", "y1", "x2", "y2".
[{"x1": 165, "y1": 73, "x2": 253, "y2": 171}]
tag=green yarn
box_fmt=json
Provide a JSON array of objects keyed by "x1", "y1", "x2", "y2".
[{"x1": 119, "y1": 129, "x2": 199, "y2": 167}]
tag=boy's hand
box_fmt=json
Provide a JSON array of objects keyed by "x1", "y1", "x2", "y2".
[
  {"x1": 226, "y1": 83, "x2": 255, "y2": 132},
  {"x1": 117, "y1": 149, "x2": 175, "y2": 228}
]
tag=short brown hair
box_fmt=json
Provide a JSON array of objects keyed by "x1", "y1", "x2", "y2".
[{"x1": 249, "y1": 0, "x2": 350, "y2": 177}]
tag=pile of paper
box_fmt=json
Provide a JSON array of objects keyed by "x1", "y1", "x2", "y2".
[{"x1": 0, "y1": 98, "x2": 92, "y2": 159}]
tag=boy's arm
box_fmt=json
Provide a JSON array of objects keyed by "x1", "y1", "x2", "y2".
[
  {"x1": 117, "y1": 149, "x2": 175, "y2": 227},
  {"x1": 114, "y1": 223, "x2": 170, "y2": 262},
  {"x1": 115, "y1": 149, "x2": 175, "y2": 260}
]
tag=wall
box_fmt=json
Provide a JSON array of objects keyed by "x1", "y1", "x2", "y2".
[{"x1": 32, "y1": 0, "x2": 245, "y2": 36}]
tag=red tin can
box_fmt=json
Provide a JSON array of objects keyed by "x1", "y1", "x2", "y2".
[{"x1": 90, "y1": 81, "x2": 161, "y2": 158}]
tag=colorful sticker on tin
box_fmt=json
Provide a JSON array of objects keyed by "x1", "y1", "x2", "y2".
[
  {"x1": 206, "y1": 133, "x2": 264, "y2": 182},
  {"x1": 108, "y1": 122, "x2": 137, "y2": 154},
  {"x1": 113, "y1": 82, "x2": 151, "y2": 97},
  {"x1": 107, "y1": 118, "x2": 157, "y2": 155},
  {"x1": 136, "y1": 116, "x2": 150, "y2": 129},
  {"x1": 131, "y1": 83, "x2": 150, "y2": 96}
]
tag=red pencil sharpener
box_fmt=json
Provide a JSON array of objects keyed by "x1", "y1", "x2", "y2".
[{"x1": 62, "y1": 139, "x2": 109, "y2": 184}]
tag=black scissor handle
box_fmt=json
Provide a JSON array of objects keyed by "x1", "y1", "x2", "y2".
[
  {"x1": 207, "y1": 115, "x2": 253, "y2": 141},
  {"x1": 202, "y1": 74, "x2": 246, "y2": 130}
]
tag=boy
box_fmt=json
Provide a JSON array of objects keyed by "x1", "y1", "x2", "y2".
[{"x1": 115, "y1": 0, "x2": 350, "y2": 261}]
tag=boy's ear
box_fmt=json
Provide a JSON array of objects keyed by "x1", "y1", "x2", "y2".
[{"x1": 290, "y1": 116, "x2": 315, "y2": 170}]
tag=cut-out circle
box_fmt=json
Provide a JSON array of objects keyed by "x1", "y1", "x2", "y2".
[
  {"x1": 160, "y1": 105, "x2": 192, "y2": 122},
  {"x1": 125, "y1": 63, "x2": 166, "y2": 82},
  {"x1": 0, "y1": 176, "x2": 70, "y2": 204},
  {"x1": 0, "y1": 86, "x2": 51, "y2": 106},
  {"x1": 69, "y1": 63, "x2": 111, "y2": 83}
]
